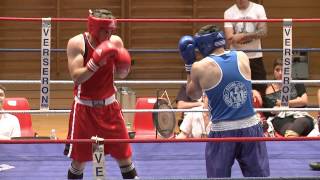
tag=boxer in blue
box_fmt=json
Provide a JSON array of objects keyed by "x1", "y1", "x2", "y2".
[{"x1": 178, "y1": 24, "x2": 270, "y2": 178}]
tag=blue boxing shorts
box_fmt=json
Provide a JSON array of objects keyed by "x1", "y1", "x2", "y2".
[{"x1": 205, "y1": 123, "x2": 270, "y2": 178}]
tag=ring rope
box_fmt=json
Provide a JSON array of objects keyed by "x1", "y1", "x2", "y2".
[
  {"x1": 1, "y1": 136, "x2": 320, "y2": 144},
  {"x1": 1, "y1": 17, "x2": 319, "y2": 180},
  {"x1": 2, "y1": 107, "x2": 320, "y2": 114},
  {"x1": 1, "y1": 17, "x2": 320, "y2": 22},
  {"x1": 1, "y1": 18, "x2": 319, "y2": 114},
  {"x1": 1, "y1": 48, "x2": 320, "y2": 53},
  {"x1": 0, "y1": 80, "x2": 320, "y2": 84}
]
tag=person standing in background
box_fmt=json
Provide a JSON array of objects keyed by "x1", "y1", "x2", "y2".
[{"x1": 224, "y1": 0, "x2": 268, "y2": 98}]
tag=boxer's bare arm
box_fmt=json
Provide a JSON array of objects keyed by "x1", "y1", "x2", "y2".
[
  {"x1": 186, "y1": 63, "x2": 203, "y2": 100},
  {"x1": 67, "y1": 35, "x2": 94, "y2": 85},
  {"x1": 237, "y1": 51, "x2": 251, "y2": 80}
]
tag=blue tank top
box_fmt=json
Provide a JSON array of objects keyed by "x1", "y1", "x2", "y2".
[{"x1": 205, "y1": 51, "x2": 255, "y2": 122}]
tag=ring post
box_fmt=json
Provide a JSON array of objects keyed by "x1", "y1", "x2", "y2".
[
  {"x1": 281, "y1": 19, "x2": 293, "y2": 107},
  {"x1": 91, "y1": 136, "x2": 106, "y2": 180},
  {"x1": 40, "y1": 18, "x2": 51, "y2": 110}
]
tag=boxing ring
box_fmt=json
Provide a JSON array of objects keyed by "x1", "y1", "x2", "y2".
[
  {"x1": 0, "y1": 17, "x2": 320, "y2": 180},
  {"x1": 0, "y1": 141, "x2": 320, "y2": 179}
]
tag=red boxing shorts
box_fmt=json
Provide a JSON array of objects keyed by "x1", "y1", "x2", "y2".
[{"x1": 66, "y1": 99, "x2": 132, "y2": 162}]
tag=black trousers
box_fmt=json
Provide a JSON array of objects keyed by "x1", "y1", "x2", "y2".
[{"x1": 250, "y1": 57, "x2": 267, "y2": 97}]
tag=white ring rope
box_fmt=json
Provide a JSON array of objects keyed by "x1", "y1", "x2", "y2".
[
  {"x1": 1, "y1": 79, "x2": 319, "y2": 113},
  {"x1": 1, "y1": 18, "x2": 319, "y2": 114},
  {"x1": 0, "y1": 80, "x2": 320, "y2": 84},
  {"x1": 2, "y1": 107, "x2": 320, "y2": 114}
]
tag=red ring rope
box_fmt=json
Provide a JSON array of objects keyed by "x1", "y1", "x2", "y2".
[
  {"x1": 1, "y1": 136, "x2": 320, "y2": 144},
  {"x1": 0, "y1": 17, "x2": 320, "y2": 22},
  {"x1": 0, "y1": 16, "x2": 319, "y2": 146}
]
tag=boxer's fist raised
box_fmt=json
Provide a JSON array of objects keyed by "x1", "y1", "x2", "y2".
[
  {"x1": 178, "y1": 35, "x2": 196, "y2": 73},
  {"x1": 86, "y1": 40, "x2": 118, "y2": 72},
  {"x1": 115, "y1": 48, "x2": 131, "y2": 78}
]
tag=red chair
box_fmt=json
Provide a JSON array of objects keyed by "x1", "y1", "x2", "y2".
[
  {"x1": 3, "y1": 98, "x2": 34, "y2": 137},
  {"x1": 133, "y1": 97, "x2": 157, "y2": 139}
]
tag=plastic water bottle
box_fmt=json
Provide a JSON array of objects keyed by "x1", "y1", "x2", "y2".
[
  {"x1": 126, "y1": 122, "x2": 131, "y2": 131},
  {"x1": 50, "y1": 129, "x2": 57, "y2": 140}
]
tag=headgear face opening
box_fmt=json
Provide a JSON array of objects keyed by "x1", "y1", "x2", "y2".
[
  {"x1": 87, "y1": 10, "x2": 117, "y2": 43},
  {"x1": 194, "y1": 31, "x2": 226, "y2": 57}
]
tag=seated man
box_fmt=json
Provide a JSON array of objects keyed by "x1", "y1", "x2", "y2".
[
  {"x1": 176, "y1": 95, "x2": 211, "y2": 138},
  {"x1": 309, "y1": 88, "x2": 320, "y2": 170},
  {"x1": 318, "y1": 89, "x2": 320, "y2": 122},
  {"x1": 175, "y1": 84, "x2": 203, "y2": 127},
  {"x1": 0, "y1": 84, "x2": 21, "y2": 139},
  {"x1": 176, "y1": 91, "x2": 265, "y2": 138}
]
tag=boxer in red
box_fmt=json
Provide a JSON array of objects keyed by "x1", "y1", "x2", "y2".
[{"x1": 65, "y1": 9, "x2": 137, "y2": 179}]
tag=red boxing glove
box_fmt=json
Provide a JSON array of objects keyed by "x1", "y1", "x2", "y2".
[
  {"x1": 86, "y1": 40, "x2": 118, "y2": 72},
  {"x1": 115, "y1": 48, "x2": 131, "y2": 75}
]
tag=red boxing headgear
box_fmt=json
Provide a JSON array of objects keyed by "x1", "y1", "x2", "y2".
[{"x1": 87, "y1": 12, "x2": 117, "y2": 43}]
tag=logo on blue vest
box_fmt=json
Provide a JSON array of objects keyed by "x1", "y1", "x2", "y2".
[{"x1": 223, "y1": 81, "x2": 248, "y2": 108}]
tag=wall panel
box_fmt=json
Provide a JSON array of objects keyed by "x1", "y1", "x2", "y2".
[{"x1": 0, "y1": 0, "x2": 318, "y2": 110}]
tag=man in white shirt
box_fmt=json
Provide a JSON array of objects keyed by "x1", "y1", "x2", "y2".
[
  {"x1": 175, "y1": 84, "x2": 203, "y2": 126},
  {"x1": 176, "y1": 95, "x2": 211, "y2": 138},
  {"x1": 224, "y1": 0, "x2": 268, "y2": 98},
  {"x1": 0, "y1": 84, "x2": 21, "y2": 139}
]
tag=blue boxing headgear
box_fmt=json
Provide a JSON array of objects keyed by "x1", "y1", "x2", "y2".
[{"x1": 194, "y1": 31, "x2": 226, "y2": 57}]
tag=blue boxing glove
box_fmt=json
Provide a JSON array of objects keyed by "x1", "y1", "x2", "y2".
[{"x1": 178, "y1": 35, "x2": 196, "y2": 73}]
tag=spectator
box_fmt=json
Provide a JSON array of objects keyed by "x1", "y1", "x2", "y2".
[
  {"x1": 176, "y1": 95, "x2": 211, "y2": 138},
  {"x1": 224, "y1": 0, "x2": 268, "y2": 98},
  {"x1": 175, "y1": 84, "x2": 203, "y2": 126},
  {"x1": 0, "y1": 84, "x2": 21, "y2": 139},
  {"x1": 309, "y1": 89, "x2": 320, "y2": 170},
  {"x1": 318, "y1": 89, "x2": 320, "y2": 120},
  {"x1": 263, "y1": 58, "x2": 315, "y2": 137},
  {"x1": 252, "y1": 89, "x2": 268, "y2": 133}
]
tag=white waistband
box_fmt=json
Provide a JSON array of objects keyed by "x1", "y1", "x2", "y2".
[
  {"x1": 211, "y1": 114, "x2": 260, "y2": 132},
  {"x1": 75, "y1": 95, "x2": 116, "y2": 107}
]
